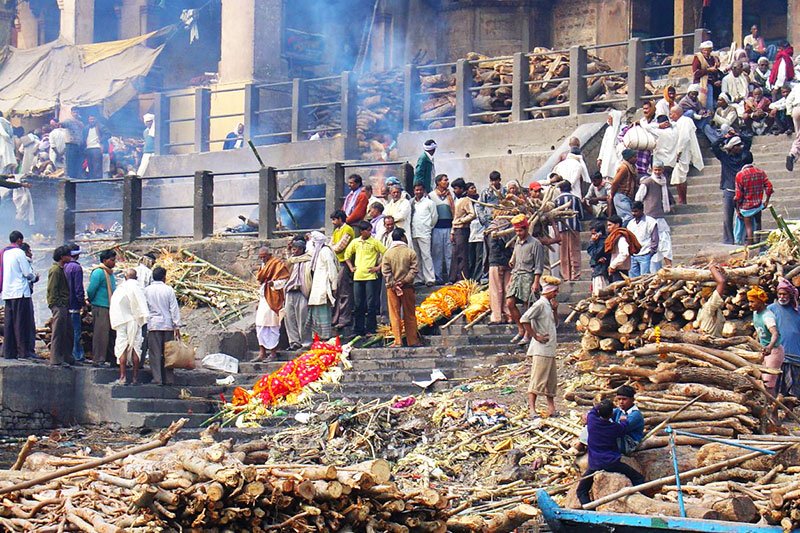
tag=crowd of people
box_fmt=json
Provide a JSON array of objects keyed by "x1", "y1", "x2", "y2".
[
  {"x1": 0, "y1": 233, "x2": 181, "y2": 386},
  {"x1": 0, "y1": 108, "x2": 155, "y2": 180}
]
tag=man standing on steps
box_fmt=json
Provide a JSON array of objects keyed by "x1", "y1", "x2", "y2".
[
  {"x1": 47, "y1": 246, "x2": 74, "y2": 367},
  {"x1": 255, "y1": 247, "x2": 289, "y2": 362},
  {"x1": 609, "y1": 149, "x2": 639, "y2": 224},
  {"x1": 64, "y1": 244, "x2": 86, "y2": 363},
  {"x1": 734, "y1": 161, "x2": 773, "y2": 246},
  {"x1": 711, "y1": 135, "x2": 753, "y2": 245},
  {"x1": 414, "y1": 139, "x2": 437, "y2": 193},
  {"x1": 109, "y1": 269, "x2": 149, "y2": 386},
  {"x1": 381, "y1": 228, "x2": 420, "y2": 347},
  {"x1": 87, "y1": 249, "x2": 117, "y2": 366},
  {"x1": 506, "y1": 214, "x2": 545, "y2": 348},
  {"x1": 330, "y1": 210, "x2": 355, "y2": 332},
  {"x1": 410, "y1": 184, "x2": 438, "y2": 287},
  {"x1": 345, "y1": 221, "x2": 387, "y2": 337},
  {"x1": 521, "y1": 277, "x2": 560, "y2": 418},
  {"x1": 144, "y1": 266, "x2": 182, "y2": 385},
  {"x1": 636, "y1": 161, "x2": 672, "y2": 271}
]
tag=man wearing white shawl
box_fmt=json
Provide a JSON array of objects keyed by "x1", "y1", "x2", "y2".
[
  {"x1": 720, "y1": 62, "x2": 749, "y2": 112},
  {"x1": 635, "y1": 161, "x2": 672, "y2": 271},
  {"x1": 110, "y1": 269, "x2": 149, "y2": 385},
  {"x1": 669, "y1": 105, "x2": 705, "y2": 205},
  {"x1": 597, "y1": 110, "x2": 623, "y2": 178},
  {"x1": 551, "y1": 149, "x2": 590, "y2": 195}
]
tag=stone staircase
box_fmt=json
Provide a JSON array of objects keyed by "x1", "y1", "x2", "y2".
[{"x1": 77, "y1": 133, "x2": 795, "y2": 432}]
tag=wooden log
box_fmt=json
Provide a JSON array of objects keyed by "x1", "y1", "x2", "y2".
[
  {"x1": 484, "y1": 504, "x2": 540, "y2": 533},
  {"x1": 658, "y1": 265, "x2": 760, "y2": 284},
  {"x1": 11, "y1": 436, "x2": 37, "y2": 471},
  {"x1": 340, "y1": 459, "x2": 391, "y2": 484},
  {"x1": 705, "y1": 495, "x2": 759, "y2": 523},
  {"x1": 666, "y1": 383, "x2": 746, "y2": 404}
]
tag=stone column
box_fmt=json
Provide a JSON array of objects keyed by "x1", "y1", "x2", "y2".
[
  {"x1": 219, "y1": 0, "x2": 286, "y2": 83},
  {"x1": 732, "y1": 0, "x2": 743, "y2": 48},
  {"x1": 59, "y1": 0, "x2": 94, "y2": 44},
  {"x1": 119, "y1": 0, "x2": 154, "y2": 39},
  {"x1": 674, "y1": 0, "x2": 696, "y2": 56},
  {"x1": 14, "y1": 2, "x2": 40, "y2": 48},
  {"x1": 789, "y1": 0, "x2": 800, "y2": 51}
]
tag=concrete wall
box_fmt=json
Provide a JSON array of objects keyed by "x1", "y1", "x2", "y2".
[
  {"x1": 397, "y1": 113, "x2": 607, "y2": 189},
  {"x1": 0, "y1": 362, "x2": 74, "y2": 432}
]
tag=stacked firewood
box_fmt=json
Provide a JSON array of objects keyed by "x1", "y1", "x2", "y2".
[
  {"x1": 0, "y1": 420, "x2": 538, "y2": 532},
  {"x1": 568, "y1": 262, "x2": 785, "y2": 359},
  {"x1": 357, "y1": 69, "x2": 404, "y2": 160},
  {"x1": 417, "y1": 48, "x2": 633, "y2": 129},
  {"x1": 565, "y1": 328, "x2": 780, "y2": 441}
]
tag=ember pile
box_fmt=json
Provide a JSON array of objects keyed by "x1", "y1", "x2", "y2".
[{"x1": 0, "y1": 419, "x2": 538, "y2": 532}]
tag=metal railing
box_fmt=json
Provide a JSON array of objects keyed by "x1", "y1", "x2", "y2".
[
  {"x1": 56, "y1": 159, "x2": 413, "y2": 244},
  {"x1": 150, "y1": 28, "x2": 709, "y2": 155}
]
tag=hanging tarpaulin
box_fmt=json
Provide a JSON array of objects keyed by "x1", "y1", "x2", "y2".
[
  {"x1": 0, "y1": 30, "x2": 167, "y2": 117},
  {"x1": 180, "y1": 9, "x2": 200, "y2": 44}
]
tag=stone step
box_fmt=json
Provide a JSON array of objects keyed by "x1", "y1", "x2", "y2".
[{"x1": 124, "y1": 398, "x2": 217, "y2": 414}]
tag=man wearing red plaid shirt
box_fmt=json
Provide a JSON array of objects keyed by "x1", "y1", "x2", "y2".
[{"x1": 735, "y1": 163, "x2": 773, "y2": 245}]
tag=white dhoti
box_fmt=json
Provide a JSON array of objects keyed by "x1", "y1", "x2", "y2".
[
  {"x1": 255, "y1": 290, "x2": 283, "y2": 350},
  {"x1": 114, "y1": 321, "x2": 143, "y2": 362},
  {"x1": 137, "y1": 153, "x2": 152, "y2": 177},
  {"x1": 257, "y1": 326, "x2": 280, "y2": 349},
  {"x1": 671, "y1": 157, "x2": 690, "y2": 185},
  {"x1": 652, "y1": 218, "x2": 672, "y2": 263}
]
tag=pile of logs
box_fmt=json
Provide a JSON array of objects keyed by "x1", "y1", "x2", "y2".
[
  {"x1": 417, "y1": 48, "x2": 633, "y2": 129},
  {"x1": 356, "y1": 70, "x2": 404, "y2": 161},
  {"x1": 0, "y1": 419, "x2": 539, "y2": 532},
  {"x1": 564, "y1": 329, "x2": 785, "y2": 441},
  {"x1": 568, "y1": 263, "x2": 782, "y2": 359}
]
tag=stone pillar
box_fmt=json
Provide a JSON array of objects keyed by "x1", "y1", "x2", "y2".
[
  {"x1": 219, "y1": 0, "x2": 286, "y2": 83},
  {"x1": 674, "y1": 0, "x2": 696, "y2": 56},
  {"x1": 0, "y1": 6, "x2": 15, "y2": 48},
  {"x1": 59, "y1": 0, "x2": 94, "y2": 44},
  {"x1": 194, "y1": 170, "x2": 214, "y2": 241},
  {"x1": 732, "y1": 0, "x2": 743, "y2": 48},
  {"x1": 14, "y1": 2, "x2": 40, "y2": 48},
  {"x1": 789, "y1": 0, "x2": 800, "y2": 51},
  {"x1": 119, "y1": 0, "x2": 153, "y2": 39},
  {"x1": 122, "y1": 175, "x2": 142, "y2": 242}
]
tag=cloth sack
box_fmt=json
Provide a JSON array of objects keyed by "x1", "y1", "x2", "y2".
[
  {"x1": 622, "y1": 127, "x2": 656, "y2": 151},
  {"x1": 201, "y1": 353, "x2": 240, "y2": 373},
  {"x1": 164, "y1": 339, "x2": 196, "y2": 369}
]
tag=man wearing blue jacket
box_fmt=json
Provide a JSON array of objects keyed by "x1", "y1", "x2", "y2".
[
  {"x1": 577, "y1": 399, "x2": 646, "y2": 506},
  {"x1": 614, "y1": 385, "x2": 645, "y2": 455}
]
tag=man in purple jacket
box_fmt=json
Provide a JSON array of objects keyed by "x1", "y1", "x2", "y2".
[
  {"x1": 64, "y1": 244, "x2": 85, "y2": 363},
  {"x1": 576, "y1": 399, "x2": 645, "y2": 506}
]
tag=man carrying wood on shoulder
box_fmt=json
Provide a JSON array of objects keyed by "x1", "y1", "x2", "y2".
[
  {"x1": 693, "y1": 263, "x2": 727, "y2": 337},
  {"x1": 748, "y1": 286, "x2": 784, "y2": 395}
]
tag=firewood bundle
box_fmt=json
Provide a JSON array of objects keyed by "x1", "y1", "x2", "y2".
[
  {"x1": 0, "y1": 419, "x2": 538, "y2": 532},
  {"x1": 417, "y1": 47, "x2": 635, "y2": 130},
  {"x1": 568, "y1": 262, "x2": 785, "y2": 360},
  {"x1": 357, "y1": 70, "x2": 404, "y2": 161},
  {"x1": 482, "y1": 182, "x2": 579, "y2": 238}
]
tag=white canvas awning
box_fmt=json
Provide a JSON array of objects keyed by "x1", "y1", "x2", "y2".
[{"x1": 0, "y1": 31, "x2": 167, "y2": 117}]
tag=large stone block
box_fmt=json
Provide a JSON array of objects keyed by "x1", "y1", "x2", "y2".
[{"x1": 0, "y1": 362, "x2": 75, "y2": 430}]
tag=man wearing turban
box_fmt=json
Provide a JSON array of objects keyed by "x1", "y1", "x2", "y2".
[
  {"x1": 768, "y1": 278, "x2": 800, "y2": 397},
  {"x1": 748, "y1": 285, "x2": 784, "y2": 394}
]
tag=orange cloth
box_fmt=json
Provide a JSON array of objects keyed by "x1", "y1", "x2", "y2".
[
  {"x1": 346, "y1": 191, "x2": 369, "y2": 224},
  {"x1": 257, "y1": 257, "x2": 290, "y2": 313},
  {"x1": 604, "y1": 228, "x2": 642, "y2": 256}
]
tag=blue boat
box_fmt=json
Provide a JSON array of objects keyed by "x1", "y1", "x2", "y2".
[{"x1": 536, "y1": 489, "x2": 797, "y2": 533}]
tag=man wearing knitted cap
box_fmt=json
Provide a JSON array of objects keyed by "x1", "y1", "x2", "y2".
[
  {"x1": 749, "y1": 286, "x2": 784, "y2": 394},
  {"x1": 506, "y1": 214, "x2": 545, "y2": 347},
  {"x1": 768, "y1": 279, "x2": 800, "y2": 396},
  {"x1": 414, "y1": 139, "x2": 437, "y2": 193},
  {"x1": 521, "y1": 276, "x2": 560, "y2": 418}
]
